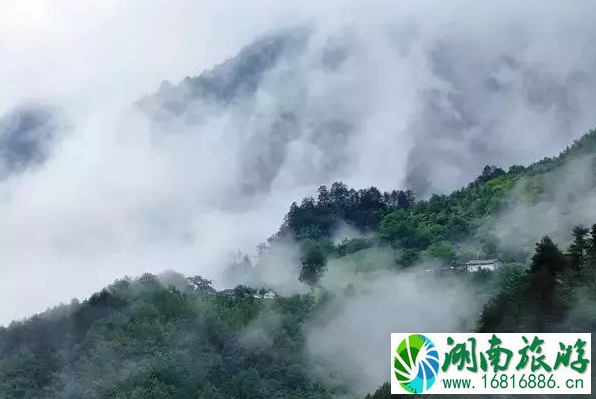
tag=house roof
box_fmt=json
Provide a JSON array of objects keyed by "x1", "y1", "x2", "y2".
[{"x1": 464, "y1": 259, "x2": 501, "y2": 266}]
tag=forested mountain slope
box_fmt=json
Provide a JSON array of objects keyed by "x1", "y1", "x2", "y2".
[
  {"x1": 362, "y1": 226, "x2": 596, "y2": 398},
  {"x1": 6, "y1": 3, "x2": 596, "y2": 399},
  {"x1": 276, "y1": 126, "x2": 596, "y2": 283},
  {"x1": 2, "y1": 126, "x2": 596, "y2": 398},
  {"x1": 0, "y1": 274, "x2": 339, "y2": 399}
]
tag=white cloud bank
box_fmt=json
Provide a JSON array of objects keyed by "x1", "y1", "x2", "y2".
[{"x1": 1, "y1": 0, "x2": 596, "y2": 322}]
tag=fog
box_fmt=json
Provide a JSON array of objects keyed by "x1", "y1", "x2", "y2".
[
  {"x1": 1, "y1": 0, "x2": 596, "y2": 323},
  {"x1": 494, "y1": 154, "x2": 596, "y2": 255},
  {"x1": 308, "y1": 270, "x2": 479, "y2": 395}
]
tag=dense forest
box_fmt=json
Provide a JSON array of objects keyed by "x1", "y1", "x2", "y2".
[
  {"x1": 278, "y1": 128, "x2": 596, "y2": 286},
  {"x1": 2, "y1": 128, "x2": 596, "y2": 398},
  {"x1": 5, "y1": 1, "x2": 596, "y2": 397},
  {"x1": 0, "y1": 275, "x2": 340, "y2": 399}
]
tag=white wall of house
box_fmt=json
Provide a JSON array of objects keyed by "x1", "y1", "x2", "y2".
[
  {"x1": 263, "y1": 292, "x2": 276, "y2": 299},
  {"x1": 466, "y1": 262, "x2": 502, "y2": 272}
]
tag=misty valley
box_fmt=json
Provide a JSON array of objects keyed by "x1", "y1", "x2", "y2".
[{"x1": 1, "y1": 1, "x2": 596, "y2": 398}]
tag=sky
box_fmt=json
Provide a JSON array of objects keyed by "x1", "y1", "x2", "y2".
[{"x1": 1, "y1": 0, "x2": 596, "y2": 323}]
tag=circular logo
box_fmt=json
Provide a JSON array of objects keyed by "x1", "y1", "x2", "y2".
[{"x1": 394, "y1": 334, "x2": 440, "y2": 394}]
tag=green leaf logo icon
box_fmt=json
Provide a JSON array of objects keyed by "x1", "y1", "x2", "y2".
[{"x1": 394, "y1": 334, "x2": 440, "y2": 394}]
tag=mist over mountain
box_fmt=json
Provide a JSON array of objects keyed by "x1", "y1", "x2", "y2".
[
  {"x1": 137, "y1": 6, "x2": 596, "y2": 199},
  {"x1": 2, "y1": 2, "x2": 596, "y2": 398},
  {"x1": 0, "y1": 104, "x2": 63, "y2": 176},
  {"x1": 0, "y1": 0, "x2": 596, "y2": 329}
]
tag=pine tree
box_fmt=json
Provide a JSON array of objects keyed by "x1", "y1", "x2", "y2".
[
  {"x1": 587, "y1": 223, "x2": 596, "y2": 267},
  {"x1": 529, "y1": 236, "x2": 566, "y2": 331},
  {"x1": 530, "y1": 236, "x2": 566, "y2": 275},
  {"x1": 568, "y1": 224, "x2": 588, "y2": 270}
]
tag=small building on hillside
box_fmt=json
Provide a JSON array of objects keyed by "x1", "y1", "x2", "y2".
[
  {"x1": 463, "y1": 259, "x2": 503, "y2": 272},
  {"x1": 263, "y1": 290, "x2": 277, "y2": 299},
  {"x1": 253, "y1": 289, "x2": 277, "y2": 299}
]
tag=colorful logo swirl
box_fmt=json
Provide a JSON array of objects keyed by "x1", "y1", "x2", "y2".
[{"x1": 394, "y1": 334, "x2": 440, "y2": 394}]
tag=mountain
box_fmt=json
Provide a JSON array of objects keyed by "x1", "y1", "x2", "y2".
[
  {"x1": 4, "y1": 26, "x2": 594, "y2": 199},
  {"x1": 0, "y1": 104, "x2": 62, "y2": 176},
  {"x1": 135, "y1": 27, "x2": 358, "y2": 199},
  {"x1": 2, "y1": 122, "x2": 596, "y2": 398},
  {"x1": 0, "y1": 275, "x2": 335, "y2": 399},
  {"x1": 277, "y1": 127, "x2": 596, "y2": 268},
  {"x1": 137, "y1": 28, "x2": 311, "y2": 116},
  {"x1": 3, "y1": 25, "x2": 596, "y2": 399},
  {"x1": 134, "y1": 28, "x2": 596, "y2": 198}
]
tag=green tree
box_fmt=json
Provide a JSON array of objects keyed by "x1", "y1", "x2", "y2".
[
  {"x1": 567, "y1": 225, "x2": 588, "y2": 270},
  {"x1": 530, "y1": 236, "x2": 566, "y2": 275},
  {"x1": 397, "y1": 248, "x2": 419, "y2": 267},
  {"x1": 187, "y1": 276, "x2": 216, "y2": 296},
  {"x1": 299, "y1": 239, "x2": 328, "y2": 286},
  {"x1": 586, "y1": 223, "x2": 596, "y2": 267},
  {"x1": 427, "y1": 241, "x2": 456, "y2": 263}
]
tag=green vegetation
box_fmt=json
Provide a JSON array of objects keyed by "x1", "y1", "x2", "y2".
[
  {"x1": 0, "y1": 275, "x2": 340, "y2": 399},
  {"x1": 364, "y1": 222, "x2": 596, "y2": 398},
  {"x1": 3, "y1": 128, "x2": 596, "y2": 398},
  {"x1": 281, "y1": 129, "x2": 596, "y2": 280}
]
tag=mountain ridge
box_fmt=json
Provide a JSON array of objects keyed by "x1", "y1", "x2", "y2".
[{"x1": 2, "y1": 121, "x2": 596, "y2": 398}]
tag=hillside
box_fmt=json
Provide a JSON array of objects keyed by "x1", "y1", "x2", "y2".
[
  {"x1": 276, "y1": 126, "x2": 596, "y2": 281},
  {"x1": 0, "y1": 275, "x2": 337, "y2": 399},
  {"x1": 2, "y1": 126, "x2": 596, "y2": 398},
  {"x1": 362, "y1": 226, "x2": 596, "y2": 398},
  {"x1": 6, "y1": 2, "x2": 596, "y2": 398},
  {"x1": 131, "y1": 25, "x2": 596, "y2": 200}
]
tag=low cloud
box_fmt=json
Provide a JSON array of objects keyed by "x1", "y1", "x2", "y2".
[
  {"x1": 306, "y1": 269, "x2": 479, "y2": 395},
  {"x1": 493, "y1": 153, "x2": 596, "y2": 255},
  {"x1": 2, "y1": 0, "x2": 596, "y2": 323}
]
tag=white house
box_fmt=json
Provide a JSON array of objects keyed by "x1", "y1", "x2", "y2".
[
  {"x1": 263, "y1": 290, "x2": 277, "y2": 300},
  {"x1": 253, "y1": 290, "x2": 277, "y2": 299},
  {"x1": 463, "y1": 259, "x2": 503, "y2": 272}
]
